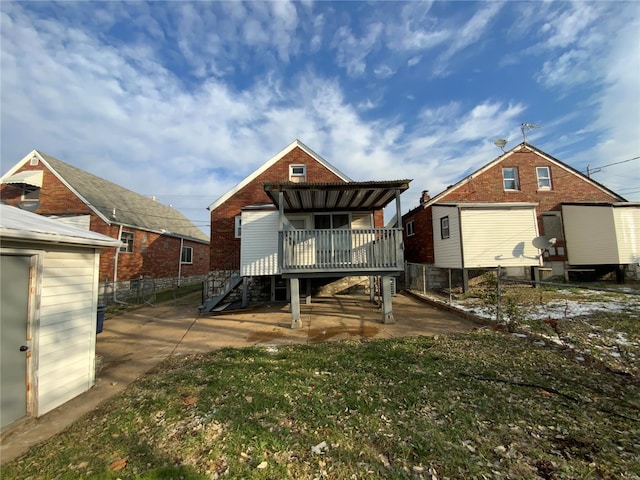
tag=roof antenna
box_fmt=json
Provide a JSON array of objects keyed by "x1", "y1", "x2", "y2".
[
  {"x1": 493, "y1": 138, "x2": 508, "y2": 152},
  {"x1": 521, "y1": 123, "x2": 540, "y2": 144}
]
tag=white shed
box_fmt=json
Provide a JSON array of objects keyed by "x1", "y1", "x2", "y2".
[
  {"x1": 432, "y1": 203, "x2": 541, "y2": 269},
  {"x1": 0, "y1": 205, "x2": 121, "y2": 430},
  {"x1": 562, "y1": 202, "x2": 640, "y2": 265}
]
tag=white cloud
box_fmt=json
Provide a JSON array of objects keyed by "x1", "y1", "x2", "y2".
[
  {"x1": 332, "y1": 22, "x2": 383, "y2": 77},
  {"x1": 373, "y1": 64, "x2": 395, "y2": 79}
]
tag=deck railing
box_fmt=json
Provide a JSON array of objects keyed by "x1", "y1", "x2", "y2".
[{"x1": 281, "y1": 228, "x2": 403, "y2": 273}]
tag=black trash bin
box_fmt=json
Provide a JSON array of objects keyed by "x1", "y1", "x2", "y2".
[{"x1": 97, "y1": 305, "x2": 106, "y2": 334}]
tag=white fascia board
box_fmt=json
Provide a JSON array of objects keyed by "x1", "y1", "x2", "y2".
[
  {"x1": 36, "y1": 152, "x2": 114, "y2": 225},
  {"x1": 0, "y1": 228, "x2": 122, "y2": 248},
  {"x1": 1, "y1": 150, "x2": 114, "y2": 226},
  {"x1": 208, "y1": 139, "x2": 352, "y2": 212}
]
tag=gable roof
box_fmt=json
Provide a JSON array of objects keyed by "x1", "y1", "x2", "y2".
[
  {"x1": 208, "y1": 139, "x2": 352, "y2": 211},
  {"x1": 2, "y1": 150, "x2": 209, "y2": 243},
  {"x1": 0, "y1": 204, "x2": 122, "y2": 248},
  {"x1": 405, "y1": 142, "x2": 626, "y2": 217}
]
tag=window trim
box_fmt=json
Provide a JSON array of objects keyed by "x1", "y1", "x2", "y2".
[
  {"x1": 181, "y1": 245, "x2": 193, "y2": 264},
  {"x1": 289, "y1": 164, "x2": 307, "y2": 181},
  {"x1": 120, "y1": 231, "x2": 134, "y2": 253},
  {"x1": 406, "y1": 220, "x2": 415, "y2": 237},
  {"x1": 502, "y1": 167, "x2": 519, "y2": 191},
  {"x1": 440, "y1": 216, "x2": 450, "y2": 239},
  {"x1": 234, "y1": 215, "x2": 242, "y2": 238},
  {"x1": 536, "y1": 166, "x2": 552, "y2": 190},
  {"x1": 21, "y1": 185, "x2": 40, "y2": 202}
]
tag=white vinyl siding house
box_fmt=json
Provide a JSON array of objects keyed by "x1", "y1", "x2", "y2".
[
  {"x1": 433, "y1": 203, "x2": 541, "y2": 269},
  {"x1": 562, "y1": 203, "x2": 640, "y2": 265},
  {"x1": 240, "y1": 210, "x2": 377, "y2": 276},
  {"x1": 37, "y1": 248, "x2": 99, "y2": 414},
  {"x1": 240, "y1": 206, "x2": 279, "y2": 277},
  {"x1": 0, "y1": 205, "x2": 120, "y2": 427},
  {"x1": 433, "y1": 206, "x2": 462, "y2": 268}
]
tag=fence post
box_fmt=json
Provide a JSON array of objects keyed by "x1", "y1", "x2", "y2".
[
  {"x1": 448, "y1": 269, "x2": 452, "y2": 304},
  {"x1": 422, "y1": 264, "x2": 426, "y2": 295},
  {"x1": 496, "y1": 265, "x2": 502, "y2": 322}
]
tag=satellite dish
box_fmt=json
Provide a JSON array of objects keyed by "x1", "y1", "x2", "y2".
[
  {"x1": 493, "y1": 139, "x2": 508, "y2": 152},
  {"x1": 532, "y1": 236, "x2": 556, "y2": 249}
]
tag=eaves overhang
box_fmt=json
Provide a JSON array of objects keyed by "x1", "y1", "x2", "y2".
[{"x1": 263, "y1": 180, "x2": 411, "y2": 212}]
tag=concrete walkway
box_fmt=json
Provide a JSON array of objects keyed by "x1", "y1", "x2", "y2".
[{"x1": 0, "y1": 292, "x2": 477, "y2": 464}]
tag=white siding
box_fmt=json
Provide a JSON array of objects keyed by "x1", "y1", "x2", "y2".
[
  {"x1": 563, "y1": 205, "x2": 640, "y2": 265},
  {"x1": 241, "y1": 209, "x2": 279, "y2": 276},
  {"x1": 460, "y1": 207, "x2": 540, "y2": 268},
  {"x1": 433, "y1": 206, "x2": 462, "y2": 268},
  {"x1": 37, "y1": 247, "x2": 99, "y2": 415},
  {"x1": 351, "y1": 212, "x2": 374, "y2": 264},
  {"x1": 614, "y1": 207, "x2": 640, "y2": 264}
]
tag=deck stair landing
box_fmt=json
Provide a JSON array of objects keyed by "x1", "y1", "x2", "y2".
[{"x1": 199, "y1": 271, "x2": 242, "y2": 312}]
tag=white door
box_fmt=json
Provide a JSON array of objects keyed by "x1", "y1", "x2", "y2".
[{"x1": 1, "y1": 255, "x2": 32, "y2": 430}]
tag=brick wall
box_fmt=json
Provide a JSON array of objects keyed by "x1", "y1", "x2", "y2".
[
  {"x1": 210, "y1": 146, "x2": 349, "y2": 270},
  {"x1": 2, "y1": 163, "x2": 209, "y2": 281},
  {"x1": 403, "y1": 148, "x2": 622, "y2": 264}
]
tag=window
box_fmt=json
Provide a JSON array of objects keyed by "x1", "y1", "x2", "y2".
[
  {"x1": 235, "y1": 215, "x2": 242, "y2": 238},
  {"x1": 21, "y1": 185, "x2": 40, "y2": 202},
  {"x1": 440, "y1": 216, "x2": 450, "y2": 239},
  {"x1": 542, "y1": 212, "x2": 564, "y2": 240},
  {"x1": 502, "y1": 167, "x2": 519, "y2": 190},
  {"x1": 29, "y1": 156, "x2": 39, "y2": 166},
  {"x1": 120, "y1": 232, "x2": 134, "y2": 253},
  {"x1": 181, "y1": 246, "x2": 193, "y2": 264},
  {"x1": 536, "y1": 166, "x2": 552, "y2": 189},
  {"x1": 406, "y1": 220, "x2": 415, "y2": 236},
  {"x1": 289, "y1": 164, "x2": 306, "y2": 182}
]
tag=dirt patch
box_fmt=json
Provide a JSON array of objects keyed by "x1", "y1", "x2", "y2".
[
  {"x1": 246, "y1": 330, "x2": 287, "y2": 343},
  {"x1": 307, "y1": 325, "x2": 379, "y2": 343}
]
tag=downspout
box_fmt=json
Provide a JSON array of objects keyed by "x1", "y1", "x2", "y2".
[
  {"x1": 112, "y1": 224, "x2": 127, "y2": 304},
  {"x1": 178, "y1": 237, "x2": 184, "y2": 287}
]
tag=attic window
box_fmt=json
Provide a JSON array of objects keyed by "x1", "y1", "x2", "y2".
[
  {"x1": 289, "y1": 164, "x2": 306, "y2": 183},
  {"x1": 536, "y1": 166, "x2": 552, "y2": 189},
  {"x1": 21, "y1": 185, "x2": 40, "y2": 202},
  {"x1": 502, "y1": 167, "x2": 519, "y2": 191},
  {"x1": 30, "y1": 156, "x2": 39, "y2": 166}
]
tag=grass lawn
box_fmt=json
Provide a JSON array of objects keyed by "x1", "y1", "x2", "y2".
[{"x1": 2, "y1": 327, "x2": 639, "y2": 479}]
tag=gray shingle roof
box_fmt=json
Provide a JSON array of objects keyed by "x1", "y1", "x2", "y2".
[{"x1": 38, "y1": 152, "x2": 209, "y2": 243}]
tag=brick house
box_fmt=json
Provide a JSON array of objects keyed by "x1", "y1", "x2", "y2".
[
  {"x1": 206, "y1": 140, "x2": 410, "y2": 326},
  {"x1": 1, "y1": 150, "x2": 210, "y2": 298},
  {"x1": 402, "y1": 142, "x2": 627, "y2": 287}
]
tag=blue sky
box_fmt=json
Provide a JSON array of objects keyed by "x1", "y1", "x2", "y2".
[{"x1": 1, "y1": 1, "x2": 639, "y2": 234}]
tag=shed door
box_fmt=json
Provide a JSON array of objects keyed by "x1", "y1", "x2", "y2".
[{"x1": 1, "y1": 255, "x2": 31, "y2": 430}]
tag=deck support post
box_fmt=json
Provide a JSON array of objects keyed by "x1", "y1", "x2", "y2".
[
  {"x1": 381, "y1": 275, "x2": 394, "y2": 324},
  {"x1": 462, "y1": 268, "x2": 469, "y2": 293},
  {"x1": 369, "y1": 276, "x2": 375, "y2": 303},
  {"x1": 305, "y1": 278, "x2": 311, "y2": 305},
  {"x1": 290, "y1": 277, "x2": 302, "y2": 329},
  {"x1": 242, "y1": 277, "x2": 249, "y2": 308}
]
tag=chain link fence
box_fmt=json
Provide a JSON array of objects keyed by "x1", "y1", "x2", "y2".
[{"x1": 99, "y1": 275, "x2": 205, "y2": 307}]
